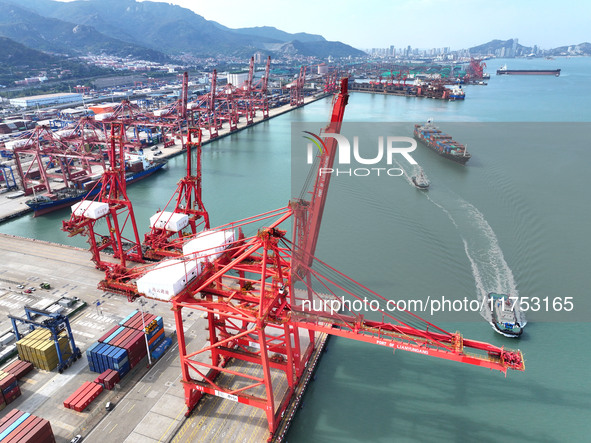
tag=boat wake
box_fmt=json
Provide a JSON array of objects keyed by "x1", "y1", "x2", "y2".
[
  {"x1": 429, "y1": 196, "x2": 523, "y2": 324},
  {"x1": 395, "y1": 159, "x2": 524, "y2": 325}
]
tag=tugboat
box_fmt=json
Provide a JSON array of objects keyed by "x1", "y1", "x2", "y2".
[
  {"x1": 414, "y1": 120, "x2": 471, "y2": 165},
  {"x1": 411, "y1": 167, "x2": 430, "y2": 190},
  {"x1": 487, "y1": 293, "x2": 525, "y2": 338}
]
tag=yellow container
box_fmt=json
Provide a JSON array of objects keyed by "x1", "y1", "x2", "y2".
[{"x1": 17, "y1": 329, "x2": 73, "y2": 371}]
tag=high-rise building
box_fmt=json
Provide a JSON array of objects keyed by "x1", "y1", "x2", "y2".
[{"x1": 511, "y1": 38, "x2": 518, "y2": 58}]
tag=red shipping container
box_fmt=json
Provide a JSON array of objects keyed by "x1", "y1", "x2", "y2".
[
  {"x1": 123, "y1": 312, "x2": 142, "y2": 329},
  {"x1": 21, "y1": 420, "x2": 55, "y2": 443},
  {"x1": 11, "y1": 418, "x2": 55, "y2": 443},
  {"x1": 148, "y1": 327, "x2": 164, "y2": 346},
  {"x1": 72, "y1": 383, "x2": 103, "y2": 412},
  {"x1": 71, "y1": 382, "x2": 96, "y2": 409},
  {"x1": 4, "y1": 385, "x2": 21, "y2": 404},
  {"x1": 98, "y1": 325, "x2": 120, "y2": 343},
  {"x1": 0, "y1": 373, "x2": 17, "y2": 391},
  {"x1": 3, "y1": 416, "x2": 38, "y2": 443},
  {"x1": 102, "y1": 369, "x2": 120, "y2": 390},
  {"x1": 63, "y1": 381, "x2": 94, "y2": 409},
  {"x1": 111, "y1": 328, "x2": 134, "y2": 348},
  {"x1": 74, "y1": 389, "x2": 98, "y2": 412},
  {"x1": 126, "y1": 312, "x2": 156, "y2": 331},
  {"x1": 5, "y1": 361, "x2": 33, "y2": 380},
  {"x1": 0, "y1": 409, "x2": 24, "y2": 432},
  {"x1": 63, "y1": 381, "x2": 87, "y2": 409},
  {"x1": 106, "y1": 370, "x2": 120, "y2": 384}
]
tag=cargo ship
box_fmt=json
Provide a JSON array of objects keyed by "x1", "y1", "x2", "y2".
[
  {"x1": 413, "y1": 121, "x2": 471, "y2": 165},
  {"x1": 25, "y1": 156, "x2": 166, "y2": 216},
  {"x1": 449, "y1": 85, "x2": 465, "y2": 100},
  {"x1": 488, "y1": 293, "x2": 526, "y2": 337},
  {"x1": 496, "y1": 65, "x2": 560, "y2": 76}
]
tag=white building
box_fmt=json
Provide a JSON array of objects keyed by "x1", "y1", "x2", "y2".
[
  {"x1": 10, "y1": 93, "x2": 83, "y2": 108},
  {"x1": 227, "y1": 72, "x2": 249, "y2": 89}
]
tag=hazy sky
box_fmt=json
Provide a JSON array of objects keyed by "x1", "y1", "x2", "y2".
[
  {"x1": 137, "y1": 0, "x2": 588, "y2": 50},
  {"x1": 39, "y1": 0, "x2": 577, "y2": 51}
]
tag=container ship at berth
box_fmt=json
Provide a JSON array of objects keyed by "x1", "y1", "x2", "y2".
[
  {"x1": 496, "y1": 65, "x2": 561, "y2": 76},
  {"x1": 413, "y1": 121, "x2": 471, "y2": 165},
  {"x1": 25, "y1": 156, "x2": 166, "y2": 216}
]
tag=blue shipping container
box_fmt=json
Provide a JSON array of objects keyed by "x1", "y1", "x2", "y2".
[
  {"x1": 151, "y1": 337, "x2": 172, "y2": 360},
  {"x1": 146, "y1": 324, "x2": 164, "y2": 341},
  {"x1": 0, "y1": 413, "x2": 31, "y2": 440}
]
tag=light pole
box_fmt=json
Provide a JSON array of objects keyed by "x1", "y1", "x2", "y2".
[{"x1": 137, "y1": 299, "x2": 153, "y2": 366}]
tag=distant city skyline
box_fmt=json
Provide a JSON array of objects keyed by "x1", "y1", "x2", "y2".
[{"x1": 131, "y1": 0, "x2": 588, "y2": 51}]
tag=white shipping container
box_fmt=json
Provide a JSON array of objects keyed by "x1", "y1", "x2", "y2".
[
  {"x1": 4, "y1": 139, "x2": 28, "y2": 151},
  {"x1": 0, "y1": 333, "x2": 15, "y2": 346},
  {"x1": 94, "y1": 112, "x2": 113, "y2": 121},
  {"x1": 153, "y1": 109, "x2": 170, "y2": 117},
  {"x1": 54, "y1": 129, "x2": 75, "y2": 139},
  {"x1": 71, "y1": 200, "x2": 109, "y2": 219},
  {"x1": 182, "y1": 229, "x2": 235, "y2": 262},
  {"x1": 149, "y1": 211, "x2": 189, "y2": 232},
  {"x1": 136, "y1": 259, "x2": 200, "y2": 301}
]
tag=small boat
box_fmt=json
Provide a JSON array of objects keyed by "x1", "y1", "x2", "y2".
[
  {"x1": 411, "y1": 168, "x2": 430, "y2": 190},
  {"x1": 449, "y1": 85, "x2": 465, "y2": 100},
  {"x1": 488, "y1": 292, "x2": 525, "y2": 338}
]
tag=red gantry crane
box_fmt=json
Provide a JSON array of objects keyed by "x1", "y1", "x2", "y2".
[
  {"x1": 62, "y1": 123, "x2": 144, "y2": 273},
  {"x1": 142, "y1": 127, "x2": 210, "y2": 260},
  {"x1": 467, "y1": 57, "x2": 487, "y2": 79},
  {"x1": 290, "y1": 66, "x2": 306, "y2": 107},
  {"x1": 69, "y1": 78, "x2": 524, "y2": 440}
]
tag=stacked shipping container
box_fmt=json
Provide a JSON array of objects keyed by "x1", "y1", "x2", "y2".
[
  {"x1": 122, "y1": 311, "x2": 166, "y2": 356},
  {"x1": 95, "y1": 369, "x2": 120, "y2": 390},
  {"x1": 0, "y1": 372, "x2": 21, "y2": 409},
  {"x1": 1, "y1": 360, "x2": 34, "y2": 380},
  {"x1": 15, "y1": 329, "x2": 71, "y2": 371},
  {"x1": 85, "y1": 310, "x2": 165, "y2": 378},
  {"x1": 62, "y1": 381, "x2": 103, "y2": 412},
  {"x1": 0, "y1": 410, "x2": 55, "y2": 443}
]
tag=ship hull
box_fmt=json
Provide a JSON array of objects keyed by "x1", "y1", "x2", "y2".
[
  {"x1": 497, "y1": 69, "x2": 560, "y2": 76},
  {"x1": 411, "y1": 177, "x2": 429, "y2": 190},
  {"x1": 27, "y1": 162, "x2": 166, "y2": 216},
  {"x1": 414, "y1": 125, "x2": 471, "y2": 165},
  {"x1": 487, "y1": 293, "x2": 524, "y2": 338}
]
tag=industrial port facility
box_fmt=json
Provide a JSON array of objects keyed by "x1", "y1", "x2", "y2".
[{"x1": 0, "y1": 52, "x2": 529, "y2": 443}]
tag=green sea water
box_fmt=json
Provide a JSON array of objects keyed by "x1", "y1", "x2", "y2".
[{"x1": 2, "y1": 57, "x2": 590, "y2": 442}]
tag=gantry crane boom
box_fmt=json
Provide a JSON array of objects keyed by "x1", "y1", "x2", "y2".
[{"x1": 77, "y1": 78, "x2": 524, "y2": 440}]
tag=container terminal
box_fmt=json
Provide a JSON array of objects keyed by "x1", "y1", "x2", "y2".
[{"x1": 0, "y1": 64, "x2": 525, "y2": 442}]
